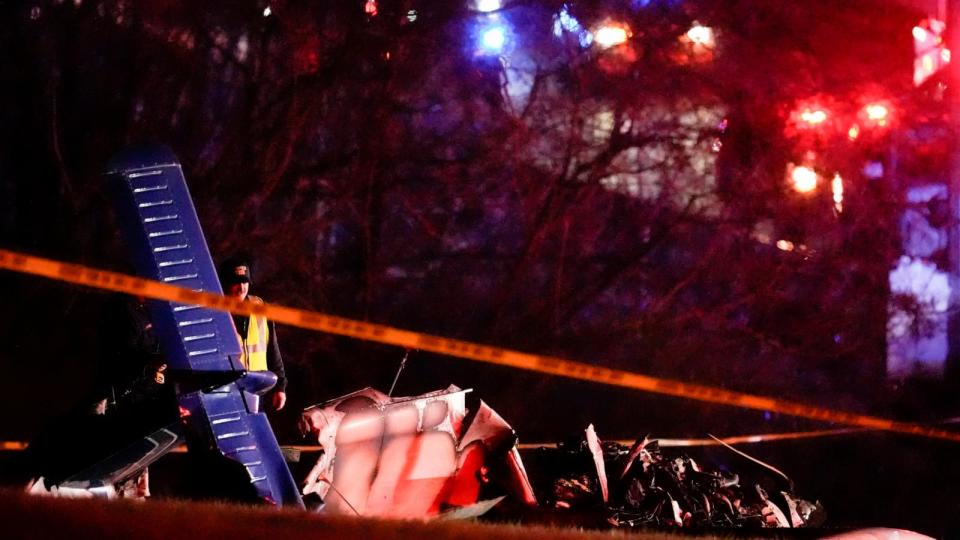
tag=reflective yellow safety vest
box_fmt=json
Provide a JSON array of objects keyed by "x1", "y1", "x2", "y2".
[{"x1": 239, "y1": 295, "x2": 269, "y2": 372}]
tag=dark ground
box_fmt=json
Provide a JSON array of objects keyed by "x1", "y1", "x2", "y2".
[{"x1": 0, "y1": 488, "x2": 696, "y2": 540}]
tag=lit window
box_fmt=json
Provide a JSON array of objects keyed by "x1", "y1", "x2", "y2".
[
  {"x1": 476, "y1": 0, "x2": 501, "y2": 12},
  {"x1": 831, "y1": 173, "x2": 844, "y2": 213},
  {"x1": 776, "y1": 240, "x2": 795, "y2": 251},
  {"x1": 594, "y1": 24, "x2": 630, "y2": 48},
  {"x1": 799, "y1": 108, "x2": 827, "y2": 125},
  {"x1": 481, "y1": 26, "x2": 507, "y2": 51},
  {"x1": 790, "y1": 165, "x2": 818, "y2": 193},
  {"x1": 686, "y1": 23, "x2": 715, "y2": 47}
]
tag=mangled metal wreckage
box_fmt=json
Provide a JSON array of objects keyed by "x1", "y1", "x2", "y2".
[
  {"x1": 537, "y1": 425, "x2": 826, "y2": 529},
  {"x1": 300, "y1": 386, "x2": 536, "y2": 517}
]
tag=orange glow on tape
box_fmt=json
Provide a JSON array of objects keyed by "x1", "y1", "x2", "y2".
[
  {"x1": 3, "y1": 248, "x2": 960, "y2": 443},
  {"x1": 0, "y1": 429, "x2": 865, "y2": 453},
  {"x1": 0, "y1": 441, "x2": 28, "y2": 451},
  {"x1": 516, "y1": 427, "x2": 862, "y2": 449}
]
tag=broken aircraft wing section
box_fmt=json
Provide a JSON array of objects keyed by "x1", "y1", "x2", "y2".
[{"x1": 106, "y1": 145, "x2": 301, "y2": 507}]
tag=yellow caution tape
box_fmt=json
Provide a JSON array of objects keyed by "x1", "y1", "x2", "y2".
[
  {"x1": 516, "y1": 428, "x2": 864, "y2": 449},
  {"x1": 245, "y1": 430, "x2": 864, "y2": 450},
  {"x1": 2, "y1": 248, "x2": 960, "y2": 443},
  {"x1": 612, "y1": 428, "x2": 862, "y2": 448},
  {"x1": 0, "y1": 441, "x2": 28, "y2": 451},
  {"x1": 0, "y1": 429, "x2": 860, "y2": 453}
]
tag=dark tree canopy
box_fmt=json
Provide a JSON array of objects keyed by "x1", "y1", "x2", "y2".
[{"x1": 0, "y1": 0, "x2": 944, "y2": 444}]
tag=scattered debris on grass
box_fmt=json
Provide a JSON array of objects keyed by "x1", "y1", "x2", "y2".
[{"x1": 533, "y1": 426, "x2": 826, "y2": 529}]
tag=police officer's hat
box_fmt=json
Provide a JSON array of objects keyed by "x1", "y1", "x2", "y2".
[{"x1": 219, "y1": 256, "x2": 252, "y2": 287}]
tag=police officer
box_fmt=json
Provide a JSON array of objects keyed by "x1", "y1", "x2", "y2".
[{"x1": 219, "y1": 257, "x2": 287, "y2": 411}]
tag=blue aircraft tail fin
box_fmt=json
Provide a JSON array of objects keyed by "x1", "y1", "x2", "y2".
[{"x1": 106, "y1": 145, "x2": 303, "y2": 507}]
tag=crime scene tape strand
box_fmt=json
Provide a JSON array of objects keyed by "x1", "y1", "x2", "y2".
[{"x1": 2, "y1": 248, "x2": 959, "y2": 443}]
